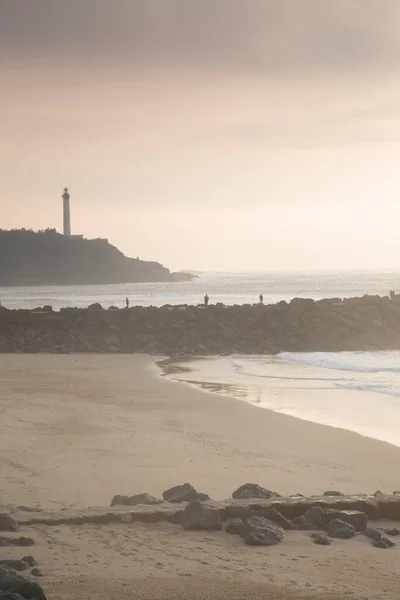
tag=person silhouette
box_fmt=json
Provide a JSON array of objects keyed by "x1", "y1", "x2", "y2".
[
  {"x1": 259, "y1": 294, "x2": 264, "y2": 304},
  {"x1": 204, "y1": 294, "x2": 209, "y2": 306},
  {"x1": 126, "y1": 297, "x2": 130, "y2": 308}
]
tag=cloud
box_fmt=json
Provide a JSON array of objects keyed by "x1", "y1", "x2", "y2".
[{"x1": 1, "y1": 0, "x2": 399, "y2": 74}]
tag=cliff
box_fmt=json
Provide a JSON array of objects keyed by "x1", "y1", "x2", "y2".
[
  {"x1": 0, "y1": 229, "x2": 194, "y2": 285},
  {"x1": 0, "y1": 294, "x2": 399, "y2": 354}
]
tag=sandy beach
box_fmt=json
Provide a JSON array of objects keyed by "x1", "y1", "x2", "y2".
[{"x1": 1, "y1": 354, "x2": 400, "y2": 599}]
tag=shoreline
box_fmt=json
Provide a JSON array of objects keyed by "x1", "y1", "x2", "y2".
[
  {"x1": 2, "y1": 353, "x2": 400, "y2": 599},
  {"x1": 1, "y1": 354, "x2": 400, "y2": 509},
  {"x1": 157, "y1": 354, "x2": 400, "y2": 449}
]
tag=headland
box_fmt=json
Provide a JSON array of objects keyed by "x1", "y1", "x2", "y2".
[{"x1": 0, "y1": 229, "x2": 195, "y2": 285}]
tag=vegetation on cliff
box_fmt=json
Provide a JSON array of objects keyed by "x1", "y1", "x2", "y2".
[{"x1": 0, "y1": 229, "x2": 193, "y2": 285}]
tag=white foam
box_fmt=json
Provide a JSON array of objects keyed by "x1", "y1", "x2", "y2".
[{"x1": 279, "y1": 351, "x2": 400, "y2": 373}]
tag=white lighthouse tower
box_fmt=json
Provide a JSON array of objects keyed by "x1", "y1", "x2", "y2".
[{"x1": 62, "y1": 187, "x2": 71, "y2": 237}]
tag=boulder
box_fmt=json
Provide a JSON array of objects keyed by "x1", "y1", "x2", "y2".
[
  {"x1": 373, "y1": 537, "x2": 395, "y2": 549},
  {"x1": 88, "y1": 303, "x2": 103, "y2": 311},
  {"x1": 7, "y1": 539, "x2": 34, "y2": 548},
  {"x1": 232, "y1": 484, "x2": 278, "y2": 500},
  {"x1": 0, "y1": 515, "x2": 19, "y2": 533},
  {"x1": 364, "y1": 528, "x2": 382, "y2": 541},
  {"x1": 312, "y1": 534, "x2": 332, "y2": 546},
  {"x1": 376, "y1": 496, "x2": 400, "y2": 519},
  {"x1": 0, "y1": 565, "x2": 47, "y2": 600},
  {"x1": 20, "y1": 558, "x2": 35, "y2": 568},
  {"x1": 182, "y1": 501, "x2": 223, "y2": 531},
  {"x1": 326, "y1": 518, "x2": 355, "y2": 539},
  {"x1": 30, "y1": 569, "x2": 45, "y2": 578},
  {"x1": 0, "y1": 563, "x2": 27, "y2": 574},
  {"x1": 163, "y1": 483, "x2": 209, "y2": 504},
  {"x1": 241, "y1": 516, "x2": 285, "y2": 546},
  {"x1": 325, "y1": 509, "x2": 367, "y2": 532},
  {"x1": 322, "y1": 491, "x2": 344, "y2": 497},
  {"x1": 128, "y1": 494, "x2": 162, "y2": 506},
  {"x1": 110, "y1": 495, "x2": 130, "y2": 507},
  {"x1": 292, "y1": 507, "x2": 327, "y2": 530},
  {"x1": 382, "y1": 527, "x2": 400, "y2": 536},
  {"x1": 254, "y1": 508, "x2": 293, "y2": 530},
  {"x1": 225, "y1": 518, "x2": 243, "y2": 535}
]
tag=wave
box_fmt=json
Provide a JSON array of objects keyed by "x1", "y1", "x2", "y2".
[{"x1": 279, "y1": 351, "x2": 400, "y2": 374}]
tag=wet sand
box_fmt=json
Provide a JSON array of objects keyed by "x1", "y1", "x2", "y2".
[{"x1": 1, "y1": 354, "x2": 400, "y2": 599}]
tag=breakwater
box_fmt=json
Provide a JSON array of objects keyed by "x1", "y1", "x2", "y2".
[{"x1": 0, "y1": 294, "x2": 400, "y2": 354}]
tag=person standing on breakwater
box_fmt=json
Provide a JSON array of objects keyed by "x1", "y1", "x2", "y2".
[
  {"x1": 204, "y1": 294, "x2": 209, "y2": 306},
  {"x1": 125, "y1": 297, "x2": 130, "y2": 308},
  {"x1": 259, "y1": 294, "x2": 264, "y2": 304}
]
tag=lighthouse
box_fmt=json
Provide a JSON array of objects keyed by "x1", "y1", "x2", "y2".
[{"x1": 62, "y1": 187, "x2": 71, "y2": 237}]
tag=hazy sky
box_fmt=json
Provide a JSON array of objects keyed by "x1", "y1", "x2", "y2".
[{"x1": 2, "y1": 1, "x2": 400, "y2": 271}]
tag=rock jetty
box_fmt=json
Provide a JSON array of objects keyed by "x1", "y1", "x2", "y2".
[
  {"x1": 3, "y1": 484, "x2": 400, "y2": 553},
  {"x1": 1, "y1": 294, "x2": 400, "y2": 354}
]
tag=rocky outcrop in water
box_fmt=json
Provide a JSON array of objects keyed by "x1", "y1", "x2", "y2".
[{"x1": 1, "y1": 294, "x2": 400, "y2": 354}]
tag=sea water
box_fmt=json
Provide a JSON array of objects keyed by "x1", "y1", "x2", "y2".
[
  {"x1": 166, "y1": 351, "x2": 400, "y2": 447},
  {"x1": 1, "y1": 269, "x2": 400, "y2": 310}
]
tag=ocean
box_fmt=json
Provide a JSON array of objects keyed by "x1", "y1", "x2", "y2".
[
  {"x1": 164, "y1": 351, "x2": 400, "y2": 448},
  {"x1": 1, "y1": 269, "x2": 400, "y2": 310}
]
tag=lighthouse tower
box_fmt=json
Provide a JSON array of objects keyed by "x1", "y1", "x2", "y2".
[{"x1": 62, "y1": 187, "x2": 71, "y2": 237}]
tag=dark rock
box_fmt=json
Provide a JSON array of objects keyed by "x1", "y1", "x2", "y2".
[
  {"x1": 232, "y1": 484, "x2": 278, "y2": 500},
  {"x1": 376, "y1": 496, "x2": 400, "y2": 520},
  {"x1": 128, "y1": 494, "x2": 163, "y2": 506},
  {"x1": 364, "y1": 527, "x2": 382, "y2": 541},
  {"x1": 182, "y1": 501, "x2": 223, "y2": 531},
  {"x1": 0, "y1": 565, "x2": 47, "y2": 600},
  {"x1": 0, "y1": 563, "x2": 27, "y2": 574},
  {"x1": 88, "y1": 303, "x2": 103, "y2": 311},
  {"x1": 326, "y1": 518, "x2": 355, "y2": 539},
  {"x1": 251, "y1": 508, "x2": 292, "y2": 530},
  {"x1": 9, "y1": 540, "x2": 34, "y2": 549},
  {"x1": 312, "y1": 534, "x2": 332, "y2": 546},
  {"x1": 0, "y1": 540, "x2": 34, "y2": 549},
  {"x1": 20, "y1": 558, "x2": 35, "y2": 568},
  {"x1": 382, "y1": 527, "x2": 400, "y2": 536},
  {"x1": 0, "y1": 515, "x2": 19, "y2": 533},
  {"x1": 322, "y1": 491, "x2": 344, "y2": 497},
  {"x1": 325, "y1": 509, "x2": 367, "y2": 532},
  {"x1": 0, "y1": 593, "x2": 25, "y2": 600},
  {"x1": 163, "y1": 483, "x2": 209, "y2": 504},
  {"x1": 373, "y1": 537, "x2": 395, "y2": 549},
  {"x1": 225, "y1": 518, "x2": 243, "y2": 535},
  {"x1": 292, "y1": 507, "x2": 327, "y2": 530},
  {"x1": 373, "y1": 490, "x2": 385, "y2": 497},
  {"x1": 241, "y1": 516, "x2": 285, "y2": 546},
  {"x1": 30, "y1": 569, "x2": 45, "y2": 578},
  {"x1": 110, "y1": 495, "x2": 130, "y2": 507}
]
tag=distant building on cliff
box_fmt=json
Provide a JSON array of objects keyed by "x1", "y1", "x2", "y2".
[{"x1": 62, "y1": 187, "x2": 83, "y2": 239}]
